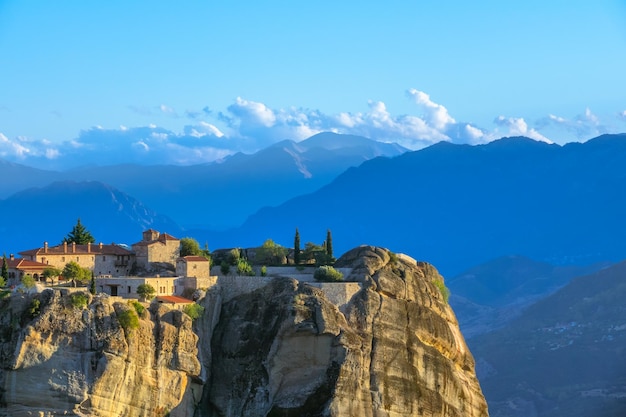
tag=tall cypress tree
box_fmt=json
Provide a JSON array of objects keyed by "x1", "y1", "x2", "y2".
[
  {"x1": 294, "y1": 228, "x2": 301, "y2": 265},
  {"x1": 1, "y1": 254, "x2": 8, "y2": 285},
  {"x1": 326, "y1": 229, "x2": 333, "y2": 259}
]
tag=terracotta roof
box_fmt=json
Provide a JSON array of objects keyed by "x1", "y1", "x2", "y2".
[
  {"x1": 4, "y1": 257, "x2": 48, "y2": 270},
  {"x1": 133, "y1": 232, "x2": 179, "y2": 247},
  {"x1": 156, "y1": 295, "x2": 193, "y2": 304},
  {"x1": 19, "y1": 243, "x2": 133, "y2": 257},
  {"x1": 179, "y1": 256, "x2": 209, "y2": 262}
]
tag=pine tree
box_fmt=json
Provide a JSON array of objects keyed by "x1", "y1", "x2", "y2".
[
  {"x1": 62, "y1": 218, "x2": 95, "y2": 245},
  {"x1": 326, "y1": 229, "x2": 333, "y2": 259},
  {"x1": 294, "y1": 228, "x2": 301, "y2": 265}
]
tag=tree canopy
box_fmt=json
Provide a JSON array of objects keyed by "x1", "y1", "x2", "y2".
[
  {"x1": 180, "y1": 237, "x2": 211, "y2": 261},
  {"x1": 62, "y1": 218, "x2": 95, "y2": 245},
  {"x1": 137, "y1": 283, "x2": 156, "y2": 300},
  {"x1": 62, "y1": 261, "x2": 91, "y2": 284},
  {"x1": 255, "y1": 239, "x2": 288, "y2": 265}
]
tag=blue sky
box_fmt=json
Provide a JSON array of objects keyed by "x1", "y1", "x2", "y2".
[{"x1": 1, "y1": 1, "x2": 625, "y2": 167}]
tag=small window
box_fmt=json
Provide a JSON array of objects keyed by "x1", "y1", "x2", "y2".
[
  {"x1": 61, "y1": 257, "x2": 65, "y2": 262},
  {"x1": 103, "y1": 256, "x2": 106, "y2": 261},
  {"x1": 76, "y1": 257, "x2": 79, "y2": 262},
  {"x1": 128, "y1": 286, "x2": 131, "y2": 293}
]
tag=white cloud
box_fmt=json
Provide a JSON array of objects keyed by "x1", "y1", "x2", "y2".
[
  {"x1": 228, "y1": 97, "x2": 276, "y2": 127},
  {"x1": 494, "y1": 116, "x2": 552, "y2": 143},
  {"x1": 406, "y1": 89, "x2": 456, "y2": 130},
  {"x1": 535, "y1": 108, "x2": 608, "y2": 140},
  {"x1": 619, "y1": 110, "x2": 626, "y2": 120}
]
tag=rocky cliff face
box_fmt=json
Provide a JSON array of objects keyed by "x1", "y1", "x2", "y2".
[
  {"x1": 0, "y1": 246, "x2": 488, "y2": 416},
  {"x1": 0, "y1": 290, "x2": 201, "y2": 417}
]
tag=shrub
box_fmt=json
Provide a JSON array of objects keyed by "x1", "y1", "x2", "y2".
[
  {"x1": 118, "y1": 309, "x2": 139, "y2": 332},
  {"x1": 314, "y1": 265, "x2": 344, "y2": 282},
  {"x1": 260, "y1": 265, "x2": 267, "y2": 277},
  {"x1": 389, "y1": 251, "x2": 399, "y2": 265},
  {"x1": 69, "y1": 292, "x2": 89, "y2": 309},
  {"x1": 236, "y1": 259, "x2": 254, "y2": 276},
  {"x1": 433, "y1": 279, "x2": 450, "y2": 303},
  {"x1": 21, "y1": 274, "x2": 36, "y2": 289},
  {"x1": 183, "y1": 303, "x2": 205, "y2": 320},
  {"x1": 130, "y1": 300, "x2": 146, "y2": 318},
  {"x1": 28, "y1": 298, "x2": 41, "y2": 318}
]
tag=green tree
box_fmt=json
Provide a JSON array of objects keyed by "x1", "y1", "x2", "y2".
[
  {"x1": 62, "y1": 261, "x2": 90, "y2": 285},
  {"x1": 21, "y1": 274, "x2": 36, "y2": 288},
  {"x1": 303, "y1": 242, "x2": 331, "y2": 266},
  {"x1": 183, "y1": 303, "x2": 205, "y2": 320},
  {"x1": 180, "y1": 237, "x2": 202, "y2": 257},
  {"x1": 89, "y1": 272, "x2": 96, "y2": 295},
  {"x1": 294, "y1": 228, "x2": 301, "y2": 265},
  {"x1": 255, "y1": 239, "x2": 288, "y2": 265},
  {"x1": 326, "y1": 229, "x2": 333, "y2": 259},
  {"x1": 220, "y1": 261, "x2": 230, "y2": 276},
  {"x1": 62, "y1": 218, "x2": 95, "y2": 245},
  {"x1": 228, "y1": 248, "x2": 241, "y2": 266},
  {"x1": 0, "y1": 255, "x2": 7, "y2": 287},
  {"x1": 43, "y1": 266, "x2": 62, "y2": 285},
  {"x1": 137, "y1": 283, "x2": 156, "y2": 300}
]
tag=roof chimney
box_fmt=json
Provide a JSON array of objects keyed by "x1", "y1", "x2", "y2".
[
  {"x1": 87, "y1": 242, "x2": 91, "y2": 253},
  {"x1": 99, "y1": 242, "x2": 103, "y2": 249},
  {"x1": 9, "y1": 254, "x2": 14, "y2": 261},
  {"x1": 44, "y1": 241, "x2": 48, "y2": 253},
  {"x1": 72, "y1": 242, "x2": 76, "y2": 253},
  {"x1": 63, "y1": 241, "x2": 68, "y2": 253}
]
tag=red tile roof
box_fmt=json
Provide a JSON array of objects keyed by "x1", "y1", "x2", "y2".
[
  {"x1": 4, "y1": 257, "x2": 48, "y2": 270},
  {"x1": 156, "y1": 295, "x2": 193, "y2": 304},
  {"x1": 179, "y1": 256, "x2": 209, "y2": 262}
]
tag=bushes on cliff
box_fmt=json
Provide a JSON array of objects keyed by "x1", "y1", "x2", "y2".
[
  {"x1": 117, "y1": 309, "x2": 140, "y2": 332},
  {"x1": 433, "y1": 278, "x2": 450, "y2": 303},
  {"x1": 314, "y1": 265, "x2": 344, "y2": 282},
  {"x1": 69, "y1": 292, "x2": 89, "y2": 309},
  {"x1": 137, "y1": 284, "x2": 156, "y2": 301},
  {"x1": 183, "y1": 303, "x2": 205, "y2": 320}
]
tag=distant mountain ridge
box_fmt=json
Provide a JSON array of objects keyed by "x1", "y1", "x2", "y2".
[
  {"x1": 0, "y1": 132, "x2": 407, "y2": 230},
  {"x1": 205, "y1": 133, "x2": 626, "y2": 275},
  {"x1": 0, "y1": 181, "x2": 182, "y2": 253}
]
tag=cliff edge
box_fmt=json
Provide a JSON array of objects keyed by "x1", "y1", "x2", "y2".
[{"x1": 0, "y1": 246, "x2": 488, "y2": 416}]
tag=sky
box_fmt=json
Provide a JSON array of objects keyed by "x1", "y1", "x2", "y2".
[{"x1": 1, "y1": 0, "x2": 626, "y2": 167}]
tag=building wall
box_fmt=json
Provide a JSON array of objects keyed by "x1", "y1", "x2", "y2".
[
  {"x1": 94, "y1": 254, "x2": 134, "y2": 277},
  {"x1": 96, "y1": 276, "x2": 182, "y2": 299},
  {"x1": 176, "y1": 259, "x2": 210, "y2": 279},
  {"x1": 37, "y1": 252, "x2": 96, "y2": 271}
]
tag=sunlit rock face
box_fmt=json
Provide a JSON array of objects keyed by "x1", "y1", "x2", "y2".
[
  {"x1": 0, "y1": 246, "x2": 488, "y2": 417},
  {"x1": 0, "y1": 290, "x2": 201, "y2": 417},
  {"x1": 201, "y1": 246, "x2": 488, "y2": 417}
]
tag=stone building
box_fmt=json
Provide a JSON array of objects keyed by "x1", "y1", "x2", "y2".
[
  {"x1": 132, "y1": 230, "x2": 180, "y2": 275},
  {"x1": 19, "y1": 242, "x2": 134, "y2": 276},
  {"x1": 4, "y1": 254, "x2": 48, "y2": 285},
  {"x1": 97, "y1": 276, "x2": 181, "y2": 298},
  {"x1": 176, "y1": 256, "x2": 210, "y2": 279}
]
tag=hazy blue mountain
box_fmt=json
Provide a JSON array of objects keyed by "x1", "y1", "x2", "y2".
[
  {"x1": 203, "y1": 134, "x2": 626, "y2": 276},
  {"x1": 0, "y1": 159, "x2": 62, "y2": 197},
  {"x1": 23, "y1": 132, "x2": 405, "y2": 230},
  {"x1": 0, "y1": 181, "x2": 183, "y2": 254},
  {"x1": 448, "y1": 255, "x2": 608, "y2": 337},
  {"x1": 471, "y1": 260, "x2": 626, "y2": 417}
]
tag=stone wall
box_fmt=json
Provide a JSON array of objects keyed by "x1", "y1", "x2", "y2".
[{"x1": 96, "y1": 276, "x2": 181, "y2": 298}]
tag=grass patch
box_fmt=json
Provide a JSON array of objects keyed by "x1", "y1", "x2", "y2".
[
  {"x1": 129, "y1": 300, "x2": 146, "y2": 318},
  {"x1": 117, "y1": 309, "x2": 140, "y2": 332},
  {"x1": 433, "y1": 279, "x2": 450, "y2": 303}
]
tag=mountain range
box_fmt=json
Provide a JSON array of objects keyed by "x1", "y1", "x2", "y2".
[{"x1": 205, "y1": 133, "x2": 626, "y2": 275}]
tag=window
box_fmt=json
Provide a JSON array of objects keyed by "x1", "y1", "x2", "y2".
[
  {"x1": 61, "y1": 257, "x2": 65, "y2": 262},
  {"x1": 103, "y1": 256, "x2": 106, "y2": 261},
  {"x1": 128, "y1": 286, "x2": 131, "y2": 293},
  {"x1": 76, "y1": 257, "x2": 79, "y2": 262}
]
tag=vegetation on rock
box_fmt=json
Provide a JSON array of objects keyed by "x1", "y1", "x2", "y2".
[
  {"x1": 183, "y1": 303, "x2": 205, "y2": 320},
  {"x1": 69, "y1": 292, "x2": 89, "y2": 309},
  {"x1": 314, "y1": 265, "x2": 344, "y2": 282},
  {"x1": 137, "y1": 284, "x2": 156, "y2": 300}
]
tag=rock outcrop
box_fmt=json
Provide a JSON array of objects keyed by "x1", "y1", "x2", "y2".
[
  {"x1": 199, "y1": 246, "x2": 488, "y2": 416},
  {"x1": 0, "y1": 246, "x2": 488, "y2": 416},
  {"x1": 0, "y1": 290, "x2": 201, "y2": 417}
]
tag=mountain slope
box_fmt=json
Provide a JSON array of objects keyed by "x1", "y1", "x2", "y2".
[
  {"x1": 58, "y1": 132, "x2": 407, "y2": 230},
  {"x1": 0, "y1": 181, "x2": 182, "y2": 253},
  {"x1": 471, "y1": 260, "x2": 626, "y2": 417},
  {"x1": 209, "y1": 134, "x2": 626, "y2": 275}
]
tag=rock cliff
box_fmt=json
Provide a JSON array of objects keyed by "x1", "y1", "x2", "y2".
[{"x1": 0, "y1": 246, "x2": 488, "y2": 416}]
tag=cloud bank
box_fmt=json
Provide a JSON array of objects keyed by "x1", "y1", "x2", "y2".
[{"x1": 0, "y1": 90, "x2": 622, "y2": 168}]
